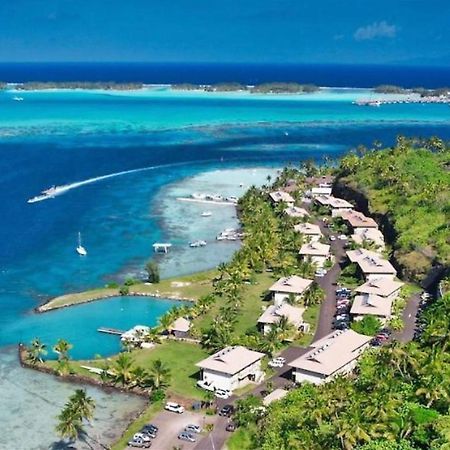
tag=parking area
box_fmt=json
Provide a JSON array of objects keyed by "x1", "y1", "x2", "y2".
[{"x1": 127, "y1": 410, "x2": 219, "y2": 450}]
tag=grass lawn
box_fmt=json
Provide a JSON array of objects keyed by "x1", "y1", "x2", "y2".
[
  {"x1": 193, "y1": 272, "x2": 275, "y2": 337},
  {"x1": 47, "y1": 341, "x2": 210, "y2": 401},
  {"x1": 226, "y1": 425, "x2": 257, "y2": 450},
  {"x1": 296, "y1": 302, "x2": 320, "y2": 346},
  {"x1": 130, "y1": 341, "x2": 210, "y2": 400}
]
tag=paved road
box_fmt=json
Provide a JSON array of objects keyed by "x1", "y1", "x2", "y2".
[
  {"x1": 313, "y1": 221, "x2": 347, "y2": 341},
  {"x1": 394, "y1": 293, "x2": 421, "y2": 343}
]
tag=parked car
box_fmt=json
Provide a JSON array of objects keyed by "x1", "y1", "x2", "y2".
[
  {"x1": 338, "y1": 234, "x2": 348, "y2": 241},
  {"x1": 142, "y1": 424, "x2": 158, "y2": 433},
  {"x1": 185, "y1": 424, "x2": 202, "y2": 434},
  {"x1": 165, "y1": 402, "x2": 185, "y2": 414},
  {"x1": 215, "y1": 389, "x2": 231, "y2": 399},
  {"x1": 420, "y1": 292, "x2": 431, "y2": 300},
  {"x1": 336, "y1": 287, "x2": 351, "y2": 294},
  {"x1": 226, "y1": 422, "x2": 237, "y2": 432},
  {"x1": 335, "y1": 314, "x2": 350, "y2": 321},
  {"x1": 315, "y1": 269, "x2": 327, "y2": 277},
  {"x1": 268, "y1": 357, "x2": 285, "y2": 368},
  {"x1": 333, "y1": 322, "x2": 349, "y2": 330},
  {"x1": 197, "y1": 379, "x2": 215, "y2": 391},
  {"x1": 140, "y1": 427, "x2": 157, "y2": 439},
  {"x1": 128, "y1": 439, "x2": 151, "y2": 448},
  {"x1": 329, "y1": 235, "x2": 336, "y2": 241},
  {"x1": 133, "y1": 433, "x2": 151, "y2": 443},
  {"x1": 178, "y1": 432, "x2": 196, "y2": 443},
  {"x1": 219, "y1": 404, "x2": 234, "y2": 417},
  {"x1": 370, "y1": 338, "x2": 382, "y2": 347}
]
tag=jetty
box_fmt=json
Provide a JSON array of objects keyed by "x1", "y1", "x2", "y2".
[
  {"x1": 354, "y1": 96, "x2": 450, "y2": 107},
  {"x1": 153, "y1": 243, "x2": 172, "y2": 253},
  {"x1": 97, "y1": 327, "x2": 125, "y2": 335}
]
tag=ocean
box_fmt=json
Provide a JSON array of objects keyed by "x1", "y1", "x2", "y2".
[
  {"x1": 1, "y1": 62, "x2": 450, "y2": 87},
  {"x1": 0, "y1": 66, "x2": 449, "y2": 448}
]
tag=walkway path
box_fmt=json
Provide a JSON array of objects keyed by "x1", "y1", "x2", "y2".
[
  {"x1": 313, "y1": 220, "x2": 347, "y2": 341},
  {"x1": 394, "y1": 293, "x2": 421, "y2": 343}
]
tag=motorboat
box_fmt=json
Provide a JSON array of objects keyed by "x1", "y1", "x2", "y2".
[
  {"x1": 27, "y1": 185, "x2": 59, "y2": 203},
  {"x1": 201, "y1": 211, "x2": 212, "y2": 217},
  {"x1": 76, "y1": 232, "x2": 87, "y2": 256},
  {"x1": 189, "y1": 240, "x2": 207, "y2": 248}
]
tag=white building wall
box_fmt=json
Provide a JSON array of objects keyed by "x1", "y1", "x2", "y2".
[
  {"x1": 273, "y1": 291, "x2": 302, "y2": 306},
  {"x1": 331, "y1": 207, "x2": 353, "y2": 218},
  {"x1": 311, "y1": 255, "x2": 327, "y2": 268},
  {"x1": 365, "y1": 273, "x2": 396, "y2": 282}
]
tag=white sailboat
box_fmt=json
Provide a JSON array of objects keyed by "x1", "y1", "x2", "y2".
[{"x1": 76, "y1": 232, "x2": 87, "y2": 256}]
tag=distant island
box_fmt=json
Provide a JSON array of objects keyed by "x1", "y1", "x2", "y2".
[
  {"x1": 374, "y1": 84, "x2": 450, "y2": 97},
  {"x1": 4, "y1": 81, "x2": 144, "y2": 91},
  {"x1": 172, "y1": 81, "x2": 320, "y2": 94}
]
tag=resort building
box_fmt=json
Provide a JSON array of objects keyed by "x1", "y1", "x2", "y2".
[
  {"x1": 346, "y1": 248, "x2": 397, "y2": 281},
  {"x1": 269, "y1": 191, "x2": 295, "y2": 206},
  {"x1": 305, "y1": 175, "x2": 334, "y2": 187},
  {"x1": 284, "y1": 206, "x2": 309, "y2": 218},
  {"x1": 289, "y1": 329, "x2": 372, "y2": 385},
  {"x1": 355, "y1": 278, "x2": 404, "y2": 301},
  {"x1": 120, "y1": 325, "x2": 150, "y2": 345},
  {"x1": 196, "y1": 346, "x2": 265, "y2": 392},
  {"x1": 352, "y1": 227, "x2": 385, "y2": 249},
  {"x1": 294, "y1": 222, "x2": 322, "y2": 242},
  {"x1": 311, "y1": 186, "x2": 332, "y2": 197},
  {"x1": 257, "y1": 303, "x2": 305, "y2": 335},
  {"x1": 340, "y1": 210, "x2": 378, "y2": 231},
  {"x1": 350, "y1": 295, "x2": 393, "y2": 322},
  {"x1": 299, "y1": 241, "x2": 331, "y2": 268},
  {"x1": 314, "y1": 195, "x2": 354, "y2": 217},
  {"x1": 269, "y1": 275, "x2": 313, "y2": 305},
  {"x1": 170, "y1": 317, "x2": 191, "y2": 338}
]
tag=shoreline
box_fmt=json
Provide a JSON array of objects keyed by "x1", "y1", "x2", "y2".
[{"x1": 36, "y1": 270, "x2": 215, "y2": 313}]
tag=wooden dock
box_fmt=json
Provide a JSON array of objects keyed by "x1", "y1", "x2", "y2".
[
  {"x1": 97, "y1": 327, "x2": 125, "y2": 336},
  {"x1": 152, "y1": 243, "x2": 172, "y2": 253}
]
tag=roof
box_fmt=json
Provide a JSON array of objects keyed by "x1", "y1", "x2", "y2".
[
  {"x1": 299, "y1": 241, "x2": 330, "y2": 257},
  {"x1": 269, "y1": 276, "x2": 313, "y2": 294},
  {"x1": 196, "y1": 346, "x2": 265, "y2": 375},
  {"x1": 289, "y1": 329, "x2": 372, "y2": 376},
  {"x1": 269, "y1": 191, "x2": 294, "y2": 204},
  {"x1": 263, "y1": 388, "x2": 288, "y2": 406},
  {"x1": 258, "y1": 303, "x2": 305, "y2": 325},
  {"x1": 341, "y1": 210, "x2": 378, "y2": 228},
  {"x1": 350, "y1": 295, "x2": 393, "y2": 317},
  {"x1": 171, "y1": 317, "x2": 191, "y2": 332},
  {"x1": 294, "y1": 222, "x2": 322, "y2": 235},
  {"x1": 355, "y1": 278, "x2": 404, "y2": 297},
  {"x1": 305, "y1": 175, "x2": 334, "y2": 186},
  {"x1": 315, "y1": 195, "x2": 353, "y2": 209},
  {"x1": 346, "y1": 248, "x2": 381, "y2": 263},
  {"x1": 284, "y1": 206, "x2": 309, "y2": 218},
  {"x1": 326, "y1": 196, "x2": 354, "y2": 209},
  {"x1": 352, "y1": 228, "x2": 385, "y2": 248},
  {"x1": 357, "y1": 255, "x2": 397, "y2": 275}
]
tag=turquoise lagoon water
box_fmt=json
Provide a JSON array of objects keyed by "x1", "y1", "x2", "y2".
[{"x1": 0, "y1": 87, "x2": 449, "y2": 448}]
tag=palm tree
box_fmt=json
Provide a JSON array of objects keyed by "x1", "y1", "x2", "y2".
[
  {"x1": 56, "y1": 389, "x2": 95, "y2": 444},
  {"x1": 53, "y1": 339, "x2": 73, "y2": 361},
  {"x1": 303, "y1": 282, "x2": 324, "y2": 307},
  {"x1": 259, "y1": 327, "x2": 281, "y2": 356},
  {"x1": 26, "y1": 338, "x2": 47, "y2": 364},
  {"x1": 276, "y1": 315, "x2": 295, "y2": 341},
  {"x1": 111, "y1": 352, "x2": 135, "y2": 387},
  {"x1": 149, "y1": 359, "x2": 171, "y2": 390},
  {"x1": 158, "y1": 311, "x2": 174, "y2": 333},
  {"x1": 143, "y1": 327, "x2": 162, "y2": 344},
  {"x1": 131, "y1": 366, "x2": 153, "y2": 389}
]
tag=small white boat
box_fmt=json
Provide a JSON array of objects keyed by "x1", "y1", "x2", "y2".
[
  {"x1": 13, "y1": 96, "x2": 24, "y2": 102},
  {"x1": 76, "y1": 232, "x2": 87, "y2": 256},
  {"x1": 201, "y1": 211, "x2": 212, "y2": 217},
  {"x1": 189, "y1": 240, "x2": 207, "y2": 248}
]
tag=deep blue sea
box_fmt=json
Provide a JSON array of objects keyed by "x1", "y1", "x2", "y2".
[
  {"x1": 1, "y1": 62, "x2": 450, "y2": 87},
  {"x1": 0, "y1": 65, "x2": 449, "y2": 448}
]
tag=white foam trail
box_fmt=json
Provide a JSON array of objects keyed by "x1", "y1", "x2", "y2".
[{"x1": 28, "y1": 163, "x2": 178, "y2": 203}]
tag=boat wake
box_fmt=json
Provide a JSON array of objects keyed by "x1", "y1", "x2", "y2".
[{"x1": 27, "y1": 165, "x2": 170, "y2": 203}]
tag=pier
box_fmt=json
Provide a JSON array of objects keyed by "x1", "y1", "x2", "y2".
[
  {"x1": 97, "y1": 327, "x2": 125, "y2": 335},
  {"x1": 354, "y1": 96, "x2": 450, "y2": 107},
  {"x1": 152, "y1": 243, "x2": 172, "y2": 253}
]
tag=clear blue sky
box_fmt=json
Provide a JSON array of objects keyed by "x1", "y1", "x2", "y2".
[{"x1": 1, "y1": 0, "x2": 449, "y2": 65}]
